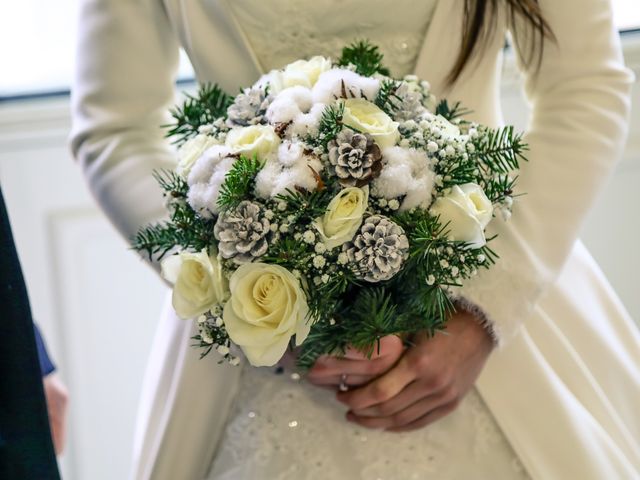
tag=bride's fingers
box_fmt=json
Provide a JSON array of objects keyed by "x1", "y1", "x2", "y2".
[
  {"x1": 308, "y1": 353, "x2": 397, "y2": 379},
  {"x1": 385, "y1": 400, "x2": 460, "y2": 433},
  {"x1": 351, "y1": 381, "x2": 430, "y2": 418},
  {"x1": 306, "y1": 373, "x2": 374, "y2": 388},
  {"x1": 336, "y1": 360, "x2": 414, "y2": 411},
  {"x1": 347, "y1": 393, "x2": 452, "y2": 430},
  {"x1": 342, "y1": 335, "x2": 404, "y2": 361}
]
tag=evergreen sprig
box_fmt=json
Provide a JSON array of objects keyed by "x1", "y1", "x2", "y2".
[
  {"x1": 216, "y1": 155, "x2": 263, "y2": 210},
  {"x1": 273, "y1": 188, "x2": 335, "y2": 222},
  {"x1": 165, "y1": 83, "x2": 234, "y2": 145},
  {"x1": 472, "y1": 125, "x2": 528, "y2": 174},
  {"x1": 298, "y1": 288, "x2": 408, "y2": 369},
  {"x1": 374, "y1": 79, "x2": 403, "y2": 116},
  {"x1": 314, "y1": 102, "x2": 346, "y2": 148},
  {"x1": 131, "y1": 169, "x2": 215, "y2": 260},
  {"x1": 435, "y1": 99, "x2": 472, "y2": 121},
  {"x1": 338, "y1": 40, "x2": 390, "y2": 77}
]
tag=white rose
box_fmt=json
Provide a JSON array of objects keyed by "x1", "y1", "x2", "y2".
[
  {"x1": 433, "y1": 115, "x2": 461, "y2": 139},
  {"x1": 161, "y1": 249, "x2": 229, "y2": 319},
  {"x1": 313, "y1": 186, "x2": 368, "y2": 250},
  {"x1": 223, "y1": 263, "x2": 310, "y2": 366},
  {"x1": 176, "y1": 134, "x2": 220, "y2": 178},
  {"x1": 342, "y1": 99, "x2": 399, "y2": 149},
  {"x1": 225, "y1": 125, "x2": 280, "y2": 159},
  {"x1": 281, "y1": 56, "x2": 332, "y2": 89},
  {"x1": 429, "y1": 183, "x2": 494, "y2": 249}
]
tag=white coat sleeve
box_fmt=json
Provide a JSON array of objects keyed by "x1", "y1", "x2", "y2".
[
  {"x1": 70, "y1": 0, "x2": 180, "y2": 261},
  {"x1": 454, "y1": 0, "x2": 635, "y2": 346}
]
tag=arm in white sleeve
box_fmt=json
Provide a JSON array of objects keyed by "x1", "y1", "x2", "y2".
[
  {"x1": 70, "y1": 0, "x2": 180, "y2": 261},
  {"x1": 454, "y1": 0, "x2": 635, "y2": 346}
]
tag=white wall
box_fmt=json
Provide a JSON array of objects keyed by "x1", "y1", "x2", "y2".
[{"x1": 0, "y1": 33, "x2": 638, "y2": 480}]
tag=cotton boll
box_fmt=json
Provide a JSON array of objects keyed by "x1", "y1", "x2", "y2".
[
  {"x1": 372, "y1": 163, "x2": 413, "y2": 199},
  {"x1": 255, "y1": 69, "x2": 284, "y2": 95},
  {"x1": 278, "y1": 141, "x2": 306, "y2": 167},
  {"x1": 371, "y1": 146, "x2": 435, "y2": 207},
  {"x1": 254, "y1": 161, "x2": 282, "y2": 199},
  {"x1": 307, "y1": 155, "x2": 324, "y2": 175},
  {"x1": 311, "y1": 69, "x2": 380, "y2": 104},
  {"x1": 290, "y1": 103, "x2": 326, "y2": 138},
  {"x1": 266, "y1": 86, "x2": 313, "y2": 124},
  {"x1": 187, "y1": 149, "x2": 236, "y2": 216}
]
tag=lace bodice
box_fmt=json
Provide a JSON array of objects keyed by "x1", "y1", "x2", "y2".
[{"x1": 224, "y1": 0, "x2": 439, "y2": 77}]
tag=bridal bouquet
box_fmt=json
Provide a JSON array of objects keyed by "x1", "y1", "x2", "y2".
[{"x1": 134, "y1": 41, "x2": 527, "y2": 368}]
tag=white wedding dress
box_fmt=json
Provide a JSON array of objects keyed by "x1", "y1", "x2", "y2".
[
  {"x1": 206, "y1": 1, "x2": 528, "y2": 478},
  {"x1": 71, "y1": 0, "x2": 640, "y2": 476}
]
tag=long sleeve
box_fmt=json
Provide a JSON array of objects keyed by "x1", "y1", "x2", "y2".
[
  {"x1": 455, "y1": 0, "x2": 635, "y2": 345},
  {"x1": 70, "y1": 0, "x2": 181, "y2": 255},
  {"x1": 33, "y1": 324, "x2": 56, "y2": 376}
]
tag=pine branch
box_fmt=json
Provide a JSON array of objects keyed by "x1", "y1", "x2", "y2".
[
  {"x1": 338, "y1": 40, "x2": 391, "y2": 77},
  {"x1": 374, "y1": 79, "x2": 403, "y2": 116},
  {"x1": 472, "y1": 125, "x2": 528, "y2": 174},
  {"x1": 272, "y1": 188, "x2": 335, "y2": 221},
  {"x1": 165, "y1": 83, "x2": 234, "y2": 145},
  {"x1": 216, "y1": 155, "x2": 262, "y2": 210},
  {"x1": 297, "y1": 287, "x2": 408, "y2": 369},
  {"x1": 435, "y1": 99, "x2": 472, "y2": 121},
  {"x1": 314, "y1": 102, "x2": 346, "y2": 148},
  {"x1": 132, "y1": 223, "x2": 183, "y2": 261},
  {"x1": 153, "y1": 169, "x2": 188, "y2": 198}
]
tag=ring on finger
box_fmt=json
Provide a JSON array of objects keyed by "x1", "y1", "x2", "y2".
[{"x1": 339, "y1": 373, "x2": 349, "y2": 392}]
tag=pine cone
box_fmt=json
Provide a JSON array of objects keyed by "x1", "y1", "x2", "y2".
[
  {"x1": 227, "y1": 87, "x2": 271, "y2": 127},
  {"x1": 214, "y1": 201, "x2": 271, "y2": 264},
  {"x1": 328, "y1": 130, "x2": 382, "y2": 187},
  {"x1": 343, "y1": 215, "x2": 409, "y2": 282},
  {"x1": 392, "y1": 83, "x2": 427, "y2": 122}
]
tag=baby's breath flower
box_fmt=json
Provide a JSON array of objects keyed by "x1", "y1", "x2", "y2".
[
  {"x1": 313, "y1": 255, "x2": 326, "y2": 269},
  {"x1": 314, "y1": 242, "x2": 327, "y2": 254},
  {"x1": 303, "y1": 230, "x2": 316, "y2": 244}
]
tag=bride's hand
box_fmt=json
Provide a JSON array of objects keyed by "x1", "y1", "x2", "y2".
[
  {"x1": 336, "y1": 310, "x2": 494, "y2": 432},
  {"x1": 306, "y1": 335, "x2": 404, "y2": 389}
]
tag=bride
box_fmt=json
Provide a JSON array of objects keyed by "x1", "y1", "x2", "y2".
[{"x1": 71, "y1": 0, "x2": 640, "y2": 478}]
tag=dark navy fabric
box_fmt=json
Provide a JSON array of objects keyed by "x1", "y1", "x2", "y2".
[
  {"x1": 34, "y1": 324, "x2": 56, "y2": 377},
  {"x1": 0, "y1": 185, "x2": 60, "y2": 480}
]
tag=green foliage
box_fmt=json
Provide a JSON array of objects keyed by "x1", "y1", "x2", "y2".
[
  {"x1": 273, "y1": 188, "x2": 335, "y2": 222},
  {"x1": 472, "y1": 125, "x2": 528, "y2": 174},
  {"x1": 338, "y1": 40, "x2": 390, "y2": 77},
  {"x1": 131, "y1": 169, "x2": 215, "y2": 260},
  {"x1": 374, "y1": 79, "x2": 402, "y2": 116},
  {"x1": 262, "y1": 237, "x2": 315, "y2": 271},
  {"x1": 314, "y1": 102, "x2": 346, "y2": 148},
  {"x1": 216, "y1": 155, "x2": 263, "y2": 210},
  {"x1": 165, "y1": 83, "x2": 234, "y2": 145},
  {"x1": 297, "y1": 287, "x2": 409, "y2": 369},
  {"x1": 435, "y1": 99, "x2": 472, "y2": 121}
]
